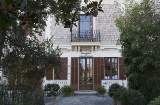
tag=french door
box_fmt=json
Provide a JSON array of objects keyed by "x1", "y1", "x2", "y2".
[
  {"x1": 79, "y1": 15, "x2": 92, "y2": 40},
  {"x1": 79, "y1": 57, "x2": 93, "y2": 90}
]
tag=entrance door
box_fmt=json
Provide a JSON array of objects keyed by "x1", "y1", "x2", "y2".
[{"x1": 79, "y1": 58, "x2": 93, "y2": 90}]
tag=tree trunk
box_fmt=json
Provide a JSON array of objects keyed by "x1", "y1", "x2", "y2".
[
  {"x1": 114, "y1": 99, "x2": 122, "y2": 105},
  {"x1": 52, "y1": 96, "x2": 56, "y2": 105}
]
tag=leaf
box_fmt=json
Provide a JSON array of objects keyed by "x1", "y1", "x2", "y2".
[
  {"x1": 98, "y1": 0, "x2": 103, "y2": 6},
  {"x1": 84, "y1": 0, "x2": 88, "y2": 4},
  {"x1": 8, "y1": 12, "x2": 18, "y2": 20},
  {"x1": 20, "y1": 0, "x2": 27, "y2": 9}
]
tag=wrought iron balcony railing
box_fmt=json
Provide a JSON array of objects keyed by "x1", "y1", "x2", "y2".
[{"x1": 71, "y1": 30, "x2": 100, "y2": 42}]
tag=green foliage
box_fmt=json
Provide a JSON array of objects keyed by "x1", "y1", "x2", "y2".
[
  {"x1": 115, "y1": 0, "x2": 160, "y2": 103},
  {"x1": 96, "y1": 85, "x2": 106, "y2": 95},
  {"x1": 0, "y1": 0, "x2": 103, "y2": 104},
  {"x1": 60, "y1": 85, "x2": 74, "y2": 96},
  {"x1": 1, "y1": 28, "x2": 62, "y2": 94},
  {"x1": 114, "y1": 87, "x2": 127, "y2": 100},
  {"x1": 0, "y1": 88, "x2": 44, "y2": 105},
  {"x1": 44, "y1": 83, "x2": 60, "y2": 96},
  {"x1": 0, "y1": 33, "x2": 61, "y2": 103},
  {"x1": 108, "y1": 83, "x2": 121, "y2": 97},
  {"x1": 148, "y1": 96, "x2": 160, "y2": 105},
  {"x1": 22, "y1": 92, "x2": 44, "y2": 105},
  {"x1": 113, "y1": 86, "x2": 143, "y2": 105},
  {"x1": 0, "y1": 0, "x2": 103, "y2": 29},
  {"x1": 120, "y1": 89, "x2": 145, "y2": 105}
]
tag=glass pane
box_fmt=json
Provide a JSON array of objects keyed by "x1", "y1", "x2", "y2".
[
  {"x1": 105, "y1": 58, "x2": 110, "y2": 79},
  {"x1": 85, "y1": 22, "x2": 91, "y2": 30},
  {"x1": 80, "y1": 16, "x2": 85, "y2": 22},
  {"x1": 79, "y1": 58, "x2": 93, "y2": 85},
  {"x1": 105, "y1": 58, "x2": 118, "y2": 80},
  {"x1": 80, "y1": 15, "x2": 92, "y2": 38},
  {"x1": 86, "y1": 16, "x2": 91, "y2": 22},
  {"x1": 86, "y1": 58, "x2": 92, "y2": 84},
  {"x1": 115, "y1": 58, "x2": 118, "y2": 79},
  {"x1": 79, "y1": 58, "x2": 85, "y2": 84}
]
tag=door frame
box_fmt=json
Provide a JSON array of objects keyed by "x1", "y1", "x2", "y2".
[{"x1": 78, "y1": 57, "x2": 94, "y2": 90}]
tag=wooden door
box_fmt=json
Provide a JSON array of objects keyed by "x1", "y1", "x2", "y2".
[{"x1": 79, "y1": 57, "x2": 93, "y2": 90}]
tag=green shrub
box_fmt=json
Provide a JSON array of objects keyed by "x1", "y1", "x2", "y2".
[
  {"x1": 44, "y1": 83, "x2": 60, "y2": 96},
  {"x1": 108, "y1": 83, "x2": 122, "y2": 97},
  {"x1": 120, "y1": 89, "x2": 144, "y2": 105},
  {"x1": 148, "y1": 96, "x2": 160, "y2": 105},
  {"x1": 60, "y1": 85, "x2": 74, "y2": 96},
  {"x1": 114, "y1": 87, "x2": 127, "y2": 100},
  {"x1": 96, "y1": 85, "x2": 106, "y2": 95}
]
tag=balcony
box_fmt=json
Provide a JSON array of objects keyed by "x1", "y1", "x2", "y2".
[{"x1": 71, "y1": 30, "x2": 100, "y2": 42}]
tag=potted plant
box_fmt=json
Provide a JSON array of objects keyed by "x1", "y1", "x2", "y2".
[
  {"x1": 96, "y1": 85, "x2": 106, "y2": 96},
  {"x1": 60, "y1": 85, "x2": 74, "y2": 96},
  {"x1": 44, "y1": 83, "x2": 60, "y2": 105},
  {"x1": 108, "y1": 83, "x2": 121, "y2": 97},
  {"x1": 108, "y1": 83, "x2": 122, "y2": 105}
]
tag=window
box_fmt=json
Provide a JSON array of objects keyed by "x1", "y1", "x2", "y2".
[
  {"x1": 54, "y1": 58, "x2": 68, "y2": 80},
  {"x1": 54, "y1": 68, "x2": 61, "y2": 80},
  {"x1": 104, "y1": 57, "x2": 118, "y2": 80},
  {"x1": 80, "y1": 15, "x2": 92, "y2": 31},
  {"x1": 79, "y1": 15, "x2": 92, "y2": 38}
]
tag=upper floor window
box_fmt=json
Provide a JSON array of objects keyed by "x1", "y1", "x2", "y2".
[
  {"x1": 104, "y1": 57, "x2": 118, "y2": 80},
  {"x1": 80, "y1": 15, "x2": 92, "y2": 31},
  {"x1": 79, "y1": 15, "x2": 92, "y2": 38}
]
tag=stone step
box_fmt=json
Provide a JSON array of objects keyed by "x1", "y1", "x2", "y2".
[{"x1": 74, "y1": 90, "x2": 97, "y2": 95}]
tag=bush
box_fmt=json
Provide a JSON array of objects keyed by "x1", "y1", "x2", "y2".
[
  {"x1": 108, "y1": 83, "x2": 121, "y2": 97},
  {"x1": 114, "y1": 87, "x2": 145, "y2": 105},
  {"x1": 148, "y1": 96, "x2": 160, "y2": 105},
  {"x1": 44, "y1": 83, "x2": 60, "y2": 96},
  {"x1": 114, "y1": 87, "x2": 127, "y2": 100},
  {"x1": 96, "y1": 85, "x2": 106, "y2": 95},
  {"x1": 60, "y1": 85, "x2": 74, "y2": 96}
]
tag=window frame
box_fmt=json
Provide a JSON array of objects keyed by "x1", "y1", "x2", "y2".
[
  {"x1": 79, "y1": 14, "x2": 93, "y2": 34},
  {"x1": 54, "y1": 57, "x2": 68, "y2": 80},
  {"x1": 104, "y1": 57, "x2": 118, "y2": 80}
]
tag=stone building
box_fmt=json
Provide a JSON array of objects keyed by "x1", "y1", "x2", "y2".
[{"x1": 43, "y1": 0, "x2": 128, "y2": 91}]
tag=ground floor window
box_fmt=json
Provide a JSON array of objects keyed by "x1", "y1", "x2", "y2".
[
  {"x1": 104, "y1": 57, "x2": 118, "y2": 80},
  {"x1": 54, "y1": 68, "x2": 61, "y2": 80},
  {"x1": 54, "y1": 58, "x2": 68, "y2": 80}
]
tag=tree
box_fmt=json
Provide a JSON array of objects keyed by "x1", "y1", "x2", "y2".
[
  {"x1": 1, "y1": 26, "x2": 62, "y2": 105},
  {"x1": 115, "y1": 0, "x2": 160, "y2": 104},
  {"x1": 0, "y1": 0, "x2": 103, "y2": 64},
  {"x1": 0, "y1": 0, "x2": 103, "y2": 104}
]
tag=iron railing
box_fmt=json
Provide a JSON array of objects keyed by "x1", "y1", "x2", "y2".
[{"x1": 71, "y1": 30, "x2": 100, "y2": 42}]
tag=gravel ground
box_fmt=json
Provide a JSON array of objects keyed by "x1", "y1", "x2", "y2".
[{"x1": 55, "y1": 94, "x2": 114, "y2": 105}]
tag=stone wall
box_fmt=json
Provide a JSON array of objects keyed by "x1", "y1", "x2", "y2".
[
  {"x1": 50, "y1": 16, "x2": 74, "y2": 44},
  {"x1": 96, "y1": 3, "x2": 121, "y2": 45},
  {"x1": 50, "y1": 3, "x2": 122, "y2": 45}
]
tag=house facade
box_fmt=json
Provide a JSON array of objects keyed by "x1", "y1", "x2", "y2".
[{"x1": 43, "y1": 0, "x2": 128, "y2": 91}]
